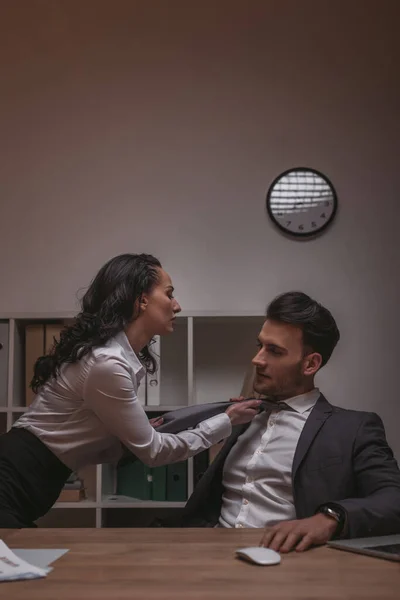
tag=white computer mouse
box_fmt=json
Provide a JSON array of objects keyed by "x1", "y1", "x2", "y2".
[{"x1": 236, "y1": 546, "x2": 281, "y2": 566}]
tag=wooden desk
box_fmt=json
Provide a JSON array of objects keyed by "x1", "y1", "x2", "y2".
[{"x1": 1, "y1": 528, "x2": 399, "y2": 599}]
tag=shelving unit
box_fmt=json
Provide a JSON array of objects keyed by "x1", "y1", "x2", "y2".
[{"x1": 0, "y1": 312, "x2": 264, "y2": 527}]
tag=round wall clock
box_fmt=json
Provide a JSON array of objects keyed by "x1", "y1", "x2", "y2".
[{"x1": 266, "y1": 167, "x2": 338, "y2": 238}]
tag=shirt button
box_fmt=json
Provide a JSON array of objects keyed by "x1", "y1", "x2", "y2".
[
  {"x1": 236, "y1": 523, "x2": 243, "y2": 528},
  {"x1": 243, "y1": 499, "x2": 249, "y2": 505},
  {"x1": 255, "y1": 449, "x2": 261, "y2": 455}
]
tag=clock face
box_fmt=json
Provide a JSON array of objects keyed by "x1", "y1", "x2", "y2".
[{"x1": 266, "y1": 168, "x2": 337, "y2": 238}]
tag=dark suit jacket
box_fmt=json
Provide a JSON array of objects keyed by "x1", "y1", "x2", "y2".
[{"x1": 176, "y1": 395, "x2": 400, "y2": 538}]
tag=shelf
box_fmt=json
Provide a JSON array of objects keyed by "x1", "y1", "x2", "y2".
[
  {"x1": 53, "y1": 499, "x2": 98, "y2": 509},
  {"x1": 0, "y1": 312, "x2": 77, "y2": 320},
  {"x1": 52, "y1": 497, "x2": 187, "y2": 509},
  {"x1": 102, "y1": 495, "x2": 186, "y2": 509}
]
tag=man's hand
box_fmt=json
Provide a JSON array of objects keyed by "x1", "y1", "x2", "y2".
[{"x1": 259, "y1": 514, "x2": 338, "y2": 553}]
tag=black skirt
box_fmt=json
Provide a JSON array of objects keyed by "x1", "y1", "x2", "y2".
[{"x1": 0, "y1": 427, "x2": 72, "y2": 528}]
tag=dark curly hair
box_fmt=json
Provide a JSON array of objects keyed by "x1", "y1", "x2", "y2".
[
  {"x1": 266, "y1": 291, "x2": 340, "y2": 367},
  {"x1": 31, "y1": 253, "x2": 162, "y2": 393}
]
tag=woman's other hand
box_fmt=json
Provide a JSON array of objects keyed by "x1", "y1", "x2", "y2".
[{"x1": 149, "y1": 416, "x2": 164, "y2": 428}]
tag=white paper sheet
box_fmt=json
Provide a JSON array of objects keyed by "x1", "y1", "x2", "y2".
[
  {"x1": 0, "y1": 541, "x2": 68, "y2": 582},
  {"x1": 0, "y1": 540, "x2": 49, "y2": 582},
  {"x1": 13, "y1": 549, "x2": 69, "y2": 570}
]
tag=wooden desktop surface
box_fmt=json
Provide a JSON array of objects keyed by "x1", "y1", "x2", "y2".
[{"x1": 1, "y1": 528, "x2": 399, "y2": 599}]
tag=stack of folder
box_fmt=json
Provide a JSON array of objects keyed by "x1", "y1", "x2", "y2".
[
  {"x1": 25, "y1": 323, "x2": 63, "y2": 405},
  {"x1": 116, "y1": 461, "x2": 187, "y2": 502},
  {"x1": 57, "y1": 472, "x2": 85, "y2": 502}
]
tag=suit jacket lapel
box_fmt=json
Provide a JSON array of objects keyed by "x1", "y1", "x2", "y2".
[
  {"x1": 292, "y1": 394, "x2": 332, "y2": 479},
  {"x1": 181, "y1": 422, "x2": 249, "y2": 525},
  {"x1": 186, "y1": 423, "x2": 249, "y2": 508},
  {"x1": 220, "y1": 397, "x2": 333, "y2": 481}
]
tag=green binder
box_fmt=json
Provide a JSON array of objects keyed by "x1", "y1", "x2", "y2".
[
  {"x1": 151, "y1": 466, "x2": 167, "y2": 501},
  {"x1": 166, "y1": 462, "x2": 187, "y2": 502},
  {"x1": 117, "y1": 461, "x2": 152, "y2": 500}
]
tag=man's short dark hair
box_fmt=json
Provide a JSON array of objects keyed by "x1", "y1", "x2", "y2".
[{"x1": 266, "y1": 291, "x2": 340, "y2": 367}]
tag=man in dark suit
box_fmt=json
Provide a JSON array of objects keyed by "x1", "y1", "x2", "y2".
[{"x1": 177, "y1": 291, "x2": 400, "y2": 553}]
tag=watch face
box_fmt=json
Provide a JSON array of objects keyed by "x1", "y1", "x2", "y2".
[{"x1": 266, "y1": 168, "x2": 338, "y2": 238}]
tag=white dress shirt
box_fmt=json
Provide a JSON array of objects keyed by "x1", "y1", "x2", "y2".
[
  {"x1": 14, "y1": 331, "x2": 232, "y2": 472},
  {"x1": 219, "y1": 389, "x2": 320, "y2": 528}
]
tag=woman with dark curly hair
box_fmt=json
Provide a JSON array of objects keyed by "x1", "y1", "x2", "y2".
[{"x1": 0, "y1": 253, "x2": 260, "y2": 528}]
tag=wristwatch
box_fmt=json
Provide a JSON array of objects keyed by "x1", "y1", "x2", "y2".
[{"x1": 318, "y1": 504, "x2": 345, "y2": 537}]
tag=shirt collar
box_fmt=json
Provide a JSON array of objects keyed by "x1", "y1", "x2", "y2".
[
  {"x1": 283, "y1": 388, "x2": 320, "y2": 414},
  {"x1": 113, "y1": 330, "x2": 146, "y2": 382}
]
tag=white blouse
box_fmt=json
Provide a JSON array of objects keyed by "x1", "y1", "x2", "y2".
[{"x1": 14, "y1": 331, "x2": 231, "y2": 471}]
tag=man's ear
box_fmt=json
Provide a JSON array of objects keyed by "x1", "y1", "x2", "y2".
[{"x1": 303, "y1": 352, "x2": 322, "y2": 376}]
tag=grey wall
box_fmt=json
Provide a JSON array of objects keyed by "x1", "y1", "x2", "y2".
[{"x1": 0, "y1": 1, "x2": 399, "y2": 454}]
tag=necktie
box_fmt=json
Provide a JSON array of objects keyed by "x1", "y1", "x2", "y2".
[
  {"x1": 119, "y1": 398, "x2": 291, "y2": 466},
  {"x1": 249, "y1": 397, "x2": 292, "y2": 412}
]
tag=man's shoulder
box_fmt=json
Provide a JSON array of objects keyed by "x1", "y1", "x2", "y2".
[{"x1": 321, "y1": 397, "x2": 382, "y2": 425}]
